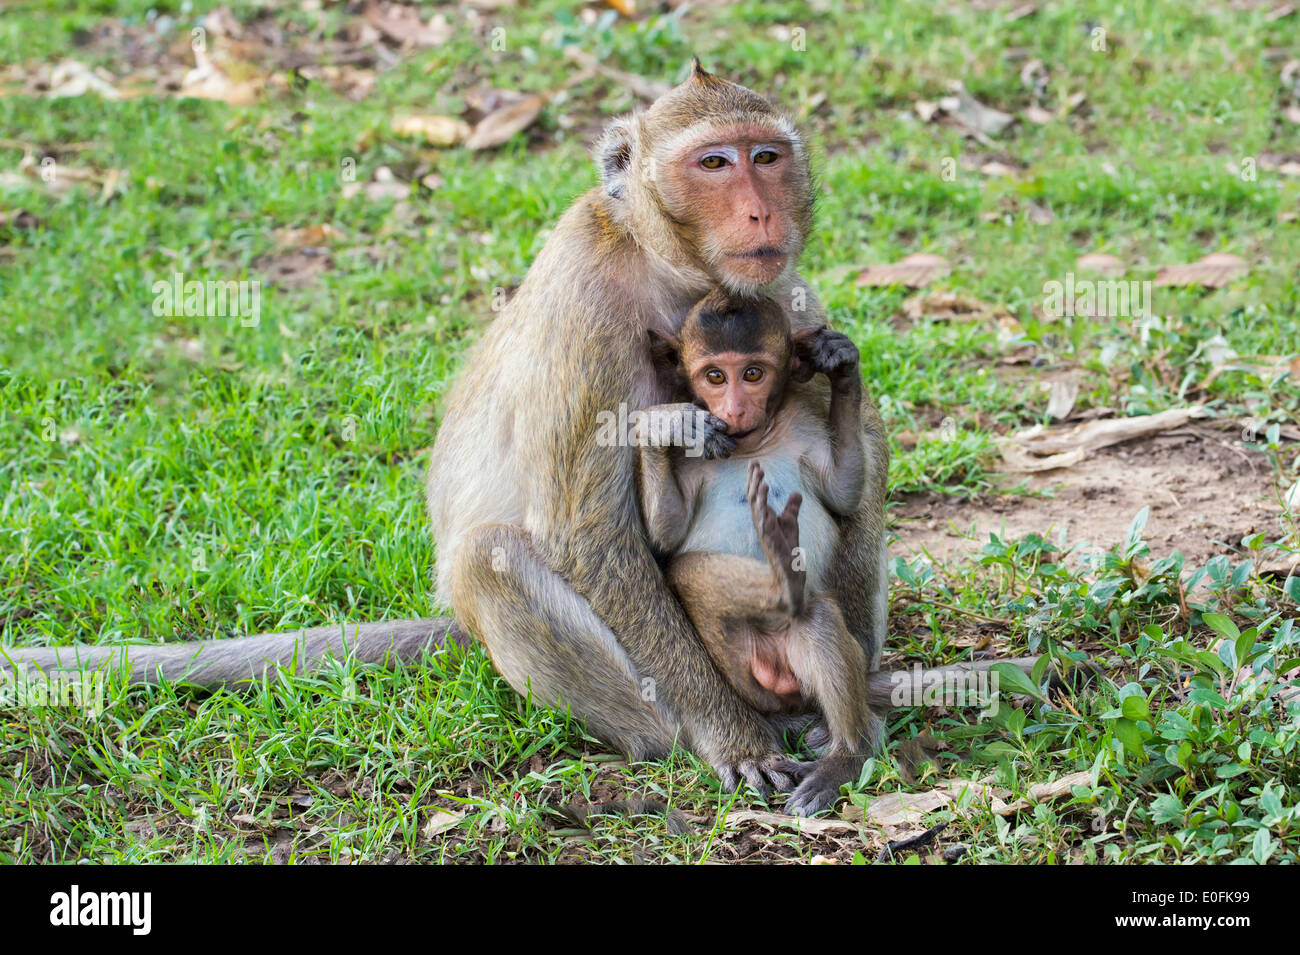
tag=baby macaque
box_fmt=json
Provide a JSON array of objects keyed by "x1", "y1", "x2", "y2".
[{"x1": 637, "y1": 289, "x2": 875, "y2": 815}]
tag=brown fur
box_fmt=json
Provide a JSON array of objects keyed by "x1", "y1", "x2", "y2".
[
  {"x1": 639, "y1": 291, "x2": 881, "y2": 813},
  {"x1": 426, "y1": 63, "x2": 858, "y2": 797}
]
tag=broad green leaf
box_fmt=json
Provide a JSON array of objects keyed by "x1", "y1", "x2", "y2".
[
  {"x1": 1114, "y1": 718, "x2": 1145, "y2": 756},
  {"x1": 1202, "y1": 612, "x2": 1240, "y2": 642},
  {"x1": 1157, "y1": 711, "x2": 1194, "y2": 740},
  {"x1": 1150, "y1": 793, "x2": 1183, "y2": 824},
  {"x1": 990, "y1": 662, "x2": 1046, "y2": 702},
  {"x1": 1285, "y1": 576, "x2": 1300, "y2": 604},
  {"x1": 1234, "y1": 629, "x2": 1257, "y2": 669},
  {"x1": 1121, "y1": 695, "x2": 1152, "y2": 724}
]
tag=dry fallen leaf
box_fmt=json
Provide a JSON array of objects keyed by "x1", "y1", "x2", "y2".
[
  {"x1": 364, "y1": 2, "x2": 453, "y2": 47},
  {"x1": 180, "y1": 48, "x2": 263, "y2": 106},
  {"x1": 342, "y1": 166, "x2": 410, "y2": 202},
  {"x1": 564, "y1": 47, "x2": 670, "y2": 101},
  {"x1": 858, "y1": 253, "x2": 950, "y2": 288},
  {"x1": 844, "y1": 771, "x2": 1092, "y2": 832},
  {"x1": 465, "y1": 94, "x2": 546, "y2": 150},
  {"x1": 1154, "y1": 252, "x2": 1248, "y2": 288},
  {"x1": 392, "y1": 113, "x2": 471, "y2": 147},
  {"x1": 273, "y1": 223, "x2": 345, "y2": 249},
  {"x1": 48, "y1": 60, "x2": 121, "y2": 100},
  {"x1": 979, "y1": 160, "x2": 1018, "y2": 177},
  {"x1": 422, "y1": 808, "x2": 465, "y2": 839},
  {"x1": 1026, "y1": 201, "x2": 1054, "y2": 224},
  {"x1": 1076, "y1": 252, "x2": 1124, "y2": 276},
  {"x1": 1024, "y1": 104, "x2": 1055, "y2": 124},
  {"x1": 902, "y1": 291, "x2": 1008, "y2": 323},
  {"x1": 724, "y1": 809, "x2": 858, "y2": 837},
  {"x1": 1045, "y1": 378, "x2": 1080, "y2": 421},
  {"x1": 846, "y1": 778, "x2": 1011, "y2": 829},
  {"x1": 946, "y1": 81, "x2": 1016, "y2": 138}
]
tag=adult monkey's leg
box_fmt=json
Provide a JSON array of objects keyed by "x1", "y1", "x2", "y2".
[
  {"x1": 825, "y1": 392, "x2": 892, "y2": 750},
  {"x1": 450, "y1": 522, "x2": 675, "y2": 760},
  {"x1": 448, "y1": 518, "x2": 807, "y2": 796}
]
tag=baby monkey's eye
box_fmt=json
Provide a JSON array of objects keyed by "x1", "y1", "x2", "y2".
[
  {"x1": 742, "y1": 367, "x2": 764, "y2": 382},
  {"x1": 705, "y1": 369, "x2": 726, "y2": 384}
]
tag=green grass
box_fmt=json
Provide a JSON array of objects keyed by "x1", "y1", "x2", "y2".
[{"x1": 1, "y1": 0, "x2": 1298, "y2": 863}]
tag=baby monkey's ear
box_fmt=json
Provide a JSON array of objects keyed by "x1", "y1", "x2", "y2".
[
  {"x1": 789, "y1": 325, "x2": 825, "y2": 383},
  {"x1": 647, "y1": 328, "x2": 686, "y2": 394},
  {"x1": 647, "y1": 327, "x2": 682, "y2": 369}
]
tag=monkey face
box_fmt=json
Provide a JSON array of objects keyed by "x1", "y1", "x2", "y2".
[
  {"x1": 653, "y1": 126, "x2": 810, "y2": 291},
  {"x1": 685, "y1": 349, "x2": 784, "y2": 448}
]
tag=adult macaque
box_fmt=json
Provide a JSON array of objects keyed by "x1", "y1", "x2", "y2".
[
  {"x1": 4, "y1": 61, "x2": 908, "y2": 809},
  {"x1": 638, "y1": 290, "x2": 875, "y2": 814}
]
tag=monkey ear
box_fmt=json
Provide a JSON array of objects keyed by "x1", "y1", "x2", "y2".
[
  {"x1": 789, "y1": 325, "x2": 823, "y2": 383},
  {"x1": 647, "y1": 328, "x2": 682, "y2": 369},
  {"x1": 595, "y1": 118, "x2": 635, "y2": 200}
]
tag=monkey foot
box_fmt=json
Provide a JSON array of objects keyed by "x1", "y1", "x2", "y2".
[
  {"x1": 745, "y1": 460, "x2": 805, "y2": 613},
  {"x1": 784, "y1": 754, "x2": 862, "y2": 816},
  {"x1": 717, "y1": 754, "x2": 811, "y2": 799}
]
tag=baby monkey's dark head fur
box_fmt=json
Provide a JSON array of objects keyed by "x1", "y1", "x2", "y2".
[{"x1": 655, "y1": 288, "x2": 820, "y2": 450}]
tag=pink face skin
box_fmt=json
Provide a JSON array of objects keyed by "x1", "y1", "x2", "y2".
[
  {"x1": 686, "y1": 350, "x2": 781, "y2": 451},
  {"x1": 672, "y1": 129, "x2": 800, "y2": 288}
]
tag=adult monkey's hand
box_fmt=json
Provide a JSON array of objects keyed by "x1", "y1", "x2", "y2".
[{"x1": 425, "y1": 61, "x2": 890, "y2": 793}]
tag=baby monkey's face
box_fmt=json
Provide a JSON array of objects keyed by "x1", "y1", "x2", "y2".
[{"x1": 683, "y1": 345, "x2": 785, "y2": 449}]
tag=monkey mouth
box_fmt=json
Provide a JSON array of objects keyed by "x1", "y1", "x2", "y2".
[
  {"x1": 728, "y1": 247, "x2": 787, "y2": 260},
  {"x1": 727, "y1": 427, "x2": 757, "y2": 441}
]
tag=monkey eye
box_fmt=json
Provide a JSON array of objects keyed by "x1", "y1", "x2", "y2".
[
  {"x1": 742, "y1": 366, "x2": 764, "y2": 383},
  {"x1": 700, "y1": 155, "x2": 729, "y2": 170},
  {"x1": 705, "y1": 369, "x2": 725, "y2": 385},
  {"x1": 752, "y1": 149, "x2": 779, "y2": 165}
]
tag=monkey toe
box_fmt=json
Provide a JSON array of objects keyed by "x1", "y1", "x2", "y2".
[
  {"x1": 785, "y1": 773, "x2": 842, "y2": 817},
  {"x1": 803, "y1": 721, "x2": 832, "y2": 753},
  {"x1": 761, "y1": 755, "x2": 812, "y2": 793},
  {"x1": 785, "y1": 756, "x2": 861, "y2": 815},
  {"x1": 738, "y1": 762, "x2": 774, "y2": 800}
]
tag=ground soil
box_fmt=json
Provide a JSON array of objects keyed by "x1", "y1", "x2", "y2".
[{"x1": 892, "y1": 423, "x2": 1294, "y2": 574}]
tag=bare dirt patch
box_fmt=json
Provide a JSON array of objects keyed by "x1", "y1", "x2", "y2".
[{"x1": 892, "y1": 423, "x2": 1292, "y2": 571}]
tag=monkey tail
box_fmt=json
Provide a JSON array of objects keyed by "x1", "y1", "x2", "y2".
[
  {"x1": 0, "y1": 617, "x2": 470, "y2": 689},
  {"x1": 560, "y1": 800, "x2": 694, "y2": 836}
]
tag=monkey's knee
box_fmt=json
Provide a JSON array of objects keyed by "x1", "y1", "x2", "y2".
[
  {"x1": 448, "y1": 523, "x2": 676, "y2": 760},
  {"x1": 791, "y1": 598, "x2": 865, "y2": 671}
]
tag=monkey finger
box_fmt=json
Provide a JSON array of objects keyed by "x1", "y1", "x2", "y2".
[
  {"x1": 738, "y1": 762, "x2": 773, "y2": 800},
  {"x1": 762, "y1": 755, "x2": 812, "y2": 792},
  {"x1": 718, "y1": 766, "x2": 742, "y2": 793},
  {"x1": 782, "y1": 492, "x2": 803, "y2": 521}
]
